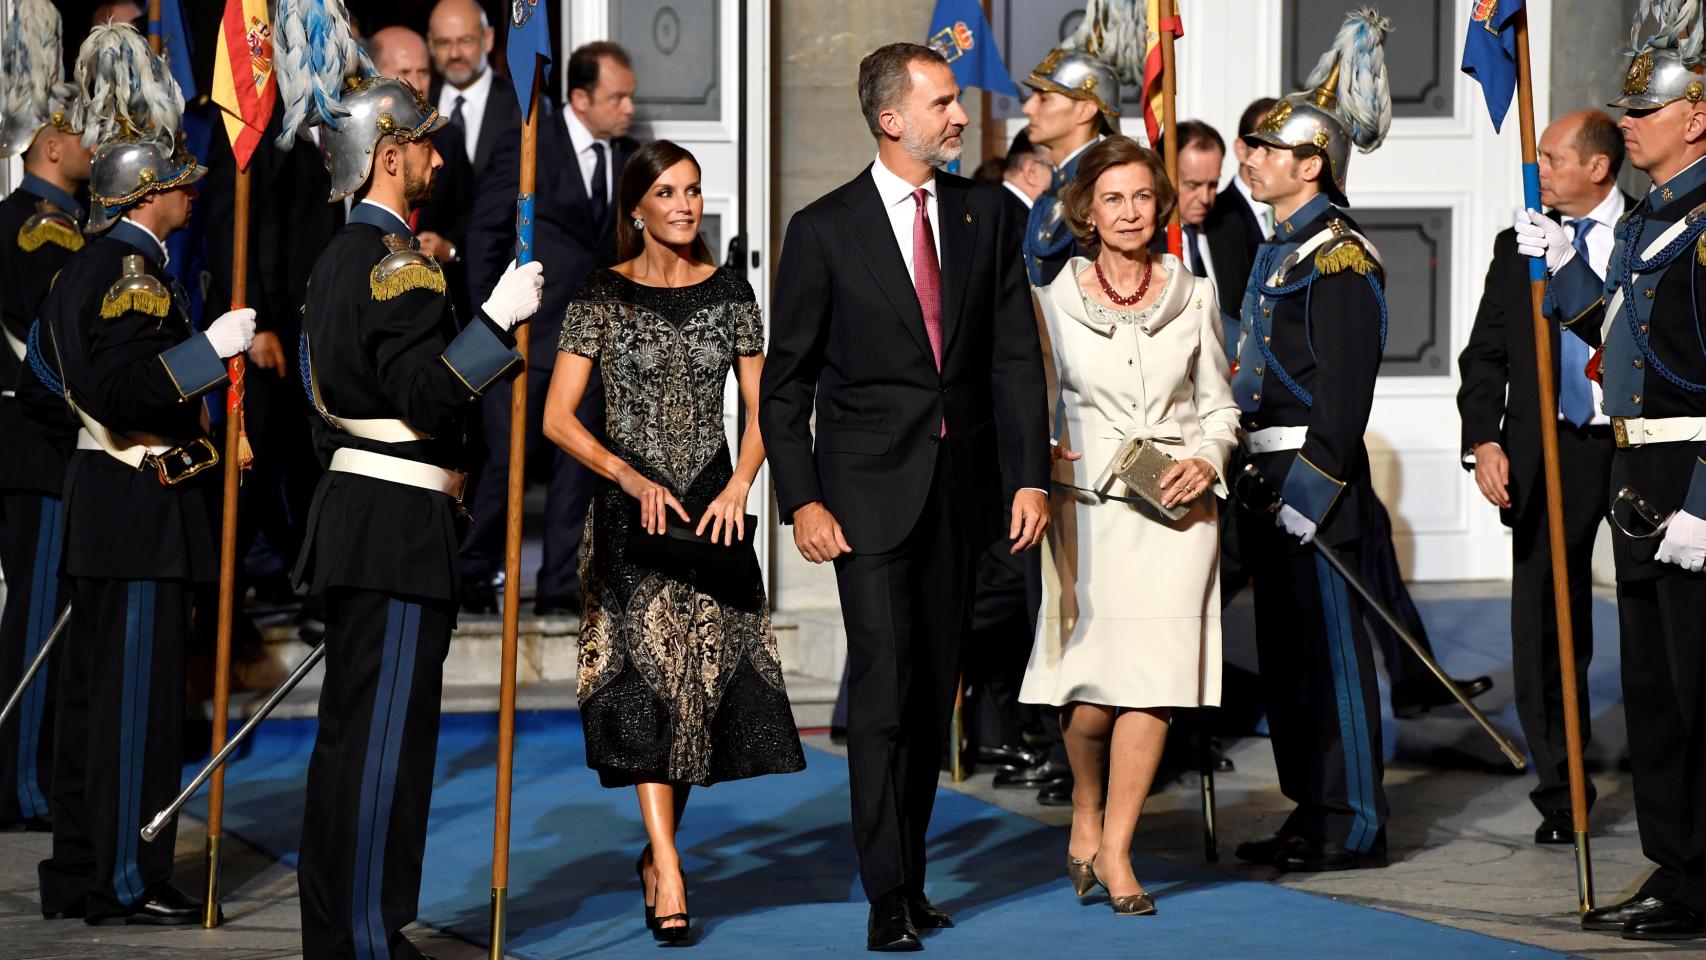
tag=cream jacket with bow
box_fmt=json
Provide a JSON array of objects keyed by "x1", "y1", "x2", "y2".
[{"x1": 1020, "y1": 255, "x2": 1240, "y2": 709}]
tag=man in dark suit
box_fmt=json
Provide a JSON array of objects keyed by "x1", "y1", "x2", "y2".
[
  {"x1": 1458, "y1": 109, "x2": 1625, "y2": 845},
  {"x1": 1175, "y1": 120, "x2": 1250, "y2": 352},
  {"x1": 464, "y1": 42, "x2": 638, "y2": 614},
  {"x1": 1220, "y1": 97, "x2": 1280, "y2": 259},
  {"x1": 427, "y1": 0, "x2": 524, "y2": 176},
  {"x1": 761, "y1": 43, "x2": 1049, "y2": 951}
]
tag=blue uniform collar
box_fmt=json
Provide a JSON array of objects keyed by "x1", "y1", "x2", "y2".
[
  {"x1": 107, "y1": 218, "x2": 168, "y2": 265},
  {"x1": 1647, "y1": 154, "x2": 1706, "y2": 219},
  {"x1": 349, "y1": 199, "x2": 413, "y2": 238},
  {"x1": 18, "y1": 174, "x2": 84, "y2": 222},
  {"x1": 1272, "y1": 194, "x2": 1332, "y2": 241}
]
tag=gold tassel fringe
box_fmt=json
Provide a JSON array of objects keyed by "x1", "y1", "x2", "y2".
[
  {"x1": 1315, "y1": 241, "x2": 1375, "y2": 276},
  {"x1": 370, "y1": 263, "x2": 446, "y2": 301},
  {"x1": 18, "y1": 219, "x2": 84, "y2": 253},
  {"x1": 100, "y1": 287, "x2": 172, "y2": 319}
]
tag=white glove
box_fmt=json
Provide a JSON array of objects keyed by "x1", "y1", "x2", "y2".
[
  {"x1": 1655, "y1": 509, "x2": 1706, "y2": 573},
  {"x1": 1513, "y1": 208, "x2": 1575, "y2": 273},
  {"x1": 481, "y1": 260, "x2": 545, "y2": 331},
  {"x1": 1276, "y1": 504, "x2": 1318, "y2": 544},
  {"x1": 203, "y1": 307, "x2": 257, "y2": 359}
]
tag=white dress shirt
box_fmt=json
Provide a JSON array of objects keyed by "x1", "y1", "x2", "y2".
[
  {"x1": 1231, "y1": 173, "x2": 1274, "y2": 239},
  {"x1": 1184, "y1": 224, "x2": 1219, "y2": 292},
  {"x1": 1562, "y1": 186, "x2": 1625, "y2": 426},
  {"x1": 436, "y1": 67, "x2": 492, "y2": 166},
  {"x1": 1003, "y1": 180, "x2": 1034, "y2": 209},
  {"x1": 565, "y1": 108, "x2": 615, "y2": 208},
  {"x1": 869, "y1": 154, "x2": 939, "y2": 284}
]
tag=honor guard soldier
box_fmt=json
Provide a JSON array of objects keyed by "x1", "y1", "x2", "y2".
[
  {"x1": 0, "y1": 0, "x2": 87, "y2": 834},
  {"x1": 269, "y1": 1, "x2": 541, "y2": 954},
  {"x1": 34, "y1": 23, "x2": 256, "y2": 924},
  {"x1": 1518, "y1": 0, "x2": 1706, "y2": 941},
  {"x1": 1228, "y1": 9, "x2": 1395, "y2": 873},
  {"x1": 1019, "y1": 7, "x2": 1143, "y2": 287}
]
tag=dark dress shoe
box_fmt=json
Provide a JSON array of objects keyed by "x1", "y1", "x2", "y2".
[
  {"x1": 1534, "y1": 810, "x2": 1573, "y2": 845},
  {"x1": 974, "y1": 743, "x2": 1042, "y2": 772},
  {"x1": 830, "y1": 725, "x2": 848, "y2": 744},
  {"x1": 867, "y1": 891, "x2": 921, "y2": 951},
  {"x1": 1623, "y1": 900, "x2": 1706, "y2": 940},
  {"x1": 1036, "y1": 778, "x2": 1073, "y2": 806},
  {"x1": 994, "y1": 759, "x2": 1071, "y2": 789},
  {"x1": 86, "y1": 885, "x2": 209, "y2": 926},
  {"x1": 460, "y1": 578, "x2": 498, "y2": 615},
  {"x1": 1234, "y1": 833, "x2": 1303, "y2": 865},
  {"x1": 1581, "y1": 894, "x2": 1667, "y2": 931},
  {"x1": 0, "y1": 816, "x2": 51, "y2": 832},
  {"x1": 1274, "y1": 838, "x2": 1387, "y2": 872},
  {"x1": 534, "y1": 593, "x2": 582, "y2": 616},
  {"x1": 1391, "y1": 674, "x2": 1495, "y2": 719},
  {"x1": 42, "y1": 900, "x2": 85, "y2": 920},
  {"x1": 907, "y1": 893, "x2": 953, "y2": 929}
]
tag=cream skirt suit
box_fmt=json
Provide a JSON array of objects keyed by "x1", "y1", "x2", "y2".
[{"x1": 1019, "y1": 255, "x2": 1240, "y2": 710}]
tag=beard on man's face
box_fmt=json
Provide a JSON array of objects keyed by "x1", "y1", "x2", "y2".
[
  {"x1": 902, "y1": 120, "x2": 965, "y2": 168},
  {"x1": 403, "y1": 161, "x2": 434, "y2": 208}
]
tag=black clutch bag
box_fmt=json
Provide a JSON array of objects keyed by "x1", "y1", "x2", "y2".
[{"x1": 625, "y1": 507, "x2": 759, "y2": 570}]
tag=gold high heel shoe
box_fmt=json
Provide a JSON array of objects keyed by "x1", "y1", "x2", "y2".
[
  {"x1": 1092, "y1": 862, "x2": 1157, "y2": 916},
  {"x1": 1067, "y1": 856, "x2": 1097, "y2": 897}
]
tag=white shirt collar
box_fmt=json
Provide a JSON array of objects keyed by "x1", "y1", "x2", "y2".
[
  {"x1": 871, "y1": 153, "x2": 934, "y2": 208},
  {"x1": 445, "y1": 66, "x2": 492, "y2": 105},
  {"x1": 1002, "y1": 180, "x2": 1033, "y2": 209},
  {"x1": 564, "y1": 107, "x2": 608, "y2": 155},
  {"x1": 357, "y1": 198, "x2": 410, "y2": 229},
  {"x1": 120, "y1": 216, "x2": 170, "y2": 267},
  {"x1": 1573, "y1": 186, "x2": 1625, "y2": 230}
]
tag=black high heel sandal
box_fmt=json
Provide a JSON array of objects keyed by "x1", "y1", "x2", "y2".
[
  {"x1": 636, "y1": 846, "x2": 656, "y2": 930},
  {"x1": 652, "y1": 911, "x2": 690, "y2": 943}
]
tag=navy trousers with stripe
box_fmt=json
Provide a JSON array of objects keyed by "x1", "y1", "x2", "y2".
[
  {"x1": 299, "y1": 588, "x2": 452, "y2": 960},
  {"x1": 37, "y1": 577, "x2": 188, "y2": 917},
  {"x1": 1241, "y1": 516, "x2": 1388, "y2": 852},
  {"x1": 0, "y1": 493, "x2": 65, "y2": 824}
]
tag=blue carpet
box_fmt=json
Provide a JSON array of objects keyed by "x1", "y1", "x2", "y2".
[{"x1": 189, "y1": 601, "x2": 1584, "y2": 960}]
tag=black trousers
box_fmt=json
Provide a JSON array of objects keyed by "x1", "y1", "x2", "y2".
[
  {"x1": 1510, "y1": 425, "x2": 1611, "y2": 814},
  {"x1": 833, "y1": 453, "x2": 978, "y2": 901},
  {"x1": 38, "y1": 578, "x2": 189, "y2": 917},
  {"x1": 462, "y1": 357, "x2": 603, "y2": 600},
  {"x1": 232, "y1": 350, "x2": 321, "y2": 581},
  {"x1": 963, "y1": 496, "x2": 1041, "y2": 751},
  {"x1": 1356, "y1": 494, "x2": 1439, "y2": 689},
  {"x1": 1618, "y1": 569, "x2": 1706, "y2": 912},
  {"x1": 299, "y1": 588, "x2": 453, "y2": 960},
  {"x1": 1241, "y1": 513, "x2": 1387, "y2": 851},
  {"x1": 0, "y1": 493, "x2": 64, "y2": 823}
]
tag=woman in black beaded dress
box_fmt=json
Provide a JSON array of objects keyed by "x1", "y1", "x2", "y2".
[{"x1": 543, "y1": 141, "x2": 804, "y2": 942}]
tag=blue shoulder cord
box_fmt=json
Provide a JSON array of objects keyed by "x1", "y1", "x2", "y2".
[
  {"x1": 1247, "y1": 244, "x2": 1390, "y2": 409},
  {"x1": 299, "y1": 330, "x2": 317, "y2": 409},
  {"x1": 1619, "y1": 208, "x2": 1706, "y2": 394},
  {"x1": 26, "y1": 319, "x2": 63, "y2": 398}
]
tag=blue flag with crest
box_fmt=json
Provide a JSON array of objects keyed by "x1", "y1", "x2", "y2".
[
  {"x1": 150, "y1": 0, "x2": 197, "y2": 100},
  {"x1": 507, "y1": 0, "x2": 553, "y2": 118},
  {"x1": 927, "y1": 0, "x2": 1019, "y2": 100},
  {"x1": 1461, "y1": 0, "x2": 1524, "y2": 132}
]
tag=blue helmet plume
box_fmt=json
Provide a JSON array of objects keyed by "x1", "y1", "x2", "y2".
[
  {"x1": 74, "y1": 20, "x2": 182, "y2": 148},
  {"x1": 1305, "y1": 6, "x2": 1392, "y2": 153},
  {"x1": 273, "y1": 0, "x2": 374, "y2": 148},
  {"x1": 1630, "y1": 0, "x2": 1704, "y2": 61}
]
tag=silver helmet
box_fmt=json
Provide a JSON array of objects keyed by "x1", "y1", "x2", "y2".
[
  {"x1": 1026, "y1": 0, "x2": 1146, "y2": 124},
  {"x1": 86, "y1": 135, "x2": 207, "y2": 233},
  {"x1": 1243, "y1": 8, "x2": 1391, "y2": 205},
  {"x1": 1610, "y1": 1, "x2": 1706, "y2": 110},
  {"x1": 0, "y1": 0, "x2": 83, "y2": 158},
  {"x1": 317, "y1": 76, "x2": 447, "y2": 202},
  {"x1": 1027, "y1": 48, "x2": 1124, "y2": 120}
]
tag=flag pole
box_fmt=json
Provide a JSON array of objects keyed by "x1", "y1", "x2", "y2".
[
  {"x1": 1512, "y1": 8, "x2": 1594, "y2": 917},
  {"x1": 1158, "y1": 0, "x2": 1181, "y2": 257},
  {"x1": 489, "y1": 59, "x2": 540, "y2": 960}
]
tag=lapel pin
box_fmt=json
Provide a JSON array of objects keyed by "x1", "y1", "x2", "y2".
[{"x1": 965, "y1": 213, "x2": 972, "y2": 223}]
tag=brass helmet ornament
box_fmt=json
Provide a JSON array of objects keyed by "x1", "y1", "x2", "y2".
[
  {"x1": 273, "y1": 0, "x2": 444, "y2": 201},
  {"x1": 0, "y1": 0, "x2": 85, "y2": 159},
  {"x1": 1026, "y1": 0, "x2": 1147, "y2": 126},
  {"x1": 1610, "y1": 0, "x2": 1706, "y2": 110},
  {"x1": 1243, "y1": 7, "x2": 1393, "y2": 206}
]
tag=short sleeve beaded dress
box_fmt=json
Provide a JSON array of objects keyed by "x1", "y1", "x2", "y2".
[{"x1": 559, "y1": 266, "x2": 805, "y2": 787}]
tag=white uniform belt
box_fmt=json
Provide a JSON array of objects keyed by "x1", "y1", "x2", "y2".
[
  {"x1": 0, "y1": 390, "x2": 14, "y2": 398},
  {"x1": 1242, "y1": 426, "x2": 1308, "y2": 454},
  {"x1": 2, "y1": 326, "x2": 24, "y2": 362},
  {"x1": 329, "y1": 447, "x2": 466, "y2": 498},
  {"x1": 75, "y1": 426, "x2": 173, "y2": 468},
  {"x1": 322, "y1": 413, "x2": 428, "y2": 444},
  {"x1": 1611, "y1": 416, "x2": 1706, "y2": 448}
]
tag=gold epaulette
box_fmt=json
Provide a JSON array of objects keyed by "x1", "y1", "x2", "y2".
[
  {"x1": 100, "y1": 254, "x2": 171, "y2": 319},
  {"x1": 1315, "y1": 234, "x2": 1377, "y2": 276},
  {"x1": 370, "y1": 234, "x2": 445, "y2": 301},
  {"x1": 18, "y1": 202, "x2": 83, "y2": 253}
]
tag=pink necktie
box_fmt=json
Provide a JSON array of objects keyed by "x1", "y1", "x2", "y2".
[{"x1": 911, "y1": 188, "x2": 946, "y2": 436}]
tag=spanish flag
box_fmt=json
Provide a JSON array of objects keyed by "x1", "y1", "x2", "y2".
[
  {"x1": 212, "y1": 0, "x2": 278, "y2": 171},
  {"x1": 1140, "y1": 0, "x2": 1183, "y2": 146}
]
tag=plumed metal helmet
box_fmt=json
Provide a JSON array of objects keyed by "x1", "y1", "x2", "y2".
[
  {"x1": 86, "y1": 135, "x2": 206, "y2": 232},
  {"x1": 75, "y1": 21, "x2": 198, "y2": 231},
  {"x1": 1243, "y1": 7, "x2": 1392, "y2": 205},
  {"x1": 272, "y1": 0, "x2": 444, "y2": 200},
  {"x1": 314, "y1": 76, "x2": 447, "y2": 201},
  {"x1": 1609, "y1": 0, "x2": 1706, "y2": 109},
  {"x1": 0, "y1": 0, "x2": 84, "y2": 158},
  {"x1": 1026, "y1": 0, "x2": 1146, "y2": 122}
]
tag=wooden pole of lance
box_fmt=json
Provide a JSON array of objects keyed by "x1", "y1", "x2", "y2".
[
  {"x1": 1158, "y1": 0, "x2": 1181, "y2": 257},
  {"x1": 1513, "y1": 9, "x2": 1594, "y2": 917},
  {"x1": 489, "y1": 62, "x2": 540, "y2": 960}
]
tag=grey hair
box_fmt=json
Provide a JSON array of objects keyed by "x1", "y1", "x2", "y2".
[{"x1": 857, "y1": 42, "x2": 946, "y2": 139}]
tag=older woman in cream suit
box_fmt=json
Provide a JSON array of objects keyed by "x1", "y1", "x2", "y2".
[{"x1": 1019, "y1": 137, "x2": 1239, "y2": 915}]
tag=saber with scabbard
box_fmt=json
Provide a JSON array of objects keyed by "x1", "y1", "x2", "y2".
[
  {"x1": 141, "y1": 641, "x2": 326, "y2": 842},
  {"x1": 1236, "y1": 465, "x2": 1527, "y2": 770},
  {"x1": 0, "y1": 605, "x2": 73, "y2": 731}
]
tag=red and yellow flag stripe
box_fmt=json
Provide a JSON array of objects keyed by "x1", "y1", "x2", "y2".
[{"x1": 212, "y1": 0, "x2": 278, "y2": 171}]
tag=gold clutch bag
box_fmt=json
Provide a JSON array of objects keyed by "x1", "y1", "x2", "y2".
[{"x1": 1108, "y1": 438, "x2": 1188, "y2": 521}]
